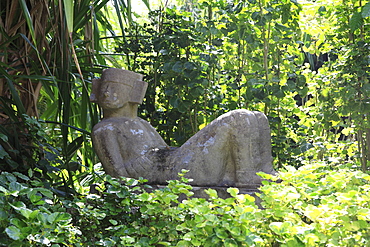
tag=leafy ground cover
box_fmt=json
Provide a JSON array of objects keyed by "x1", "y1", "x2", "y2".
[{"x1": 1, "y1": 163, "x2": 369, "y2": 246}]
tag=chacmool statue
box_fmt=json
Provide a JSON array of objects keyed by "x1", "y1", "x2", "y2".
[{"x1": 91, "y1": 68, "x2": 276, "y2": 188}]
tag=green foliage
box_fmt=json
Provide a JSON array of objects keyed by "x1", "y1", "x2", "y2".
[
  {"x1": 104, "y1": 0, "x2": 370, "y2": 172},
  {"x1": 2, "y1": 164, "x2": 370, "y2": 246},
  {"x1": 173, "y1": 188, "x2": 261, "y2": 247},
  {"x1": 295, "y1": 0, "x2": 370, "y2": 171},
  {"x1": 115, "y1": 0, "x2": 307, "y2": 168},
  {"x1": 0, "y1": 171, "x2": 80, "y2": 246},
  {"x1": 0, "y1": 112, "x2": 92, "y2": 198},
  {"x1": 0, "y1": 0, "x2": 152, "y2": 193},
  {"x1": 258, "y1": 163, "x2": 370, "y2": 246}
]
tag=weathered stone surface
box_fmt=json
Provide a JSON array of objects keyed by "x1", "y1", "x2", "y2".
[{"x1": 91, "y1": 68, "x2": 276, "y2": 189}]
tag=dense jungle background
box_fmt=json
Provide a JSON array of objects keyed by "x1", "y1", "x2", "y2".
[{"x1": 1, "y1": 0, "x2": 370, "y2": 246}]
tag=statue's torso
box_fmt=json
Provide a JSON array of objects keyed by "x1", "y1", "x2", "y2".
[{"x1": 92, "y1": 117, "x2": 167, "y2": 161}]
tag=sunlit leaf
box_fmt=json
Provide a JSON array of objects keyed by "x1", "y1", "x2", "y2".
[
  {"x1": 5, "y1": 226, "x2": 22, "y2": 240},
  {"x1": 63, "y1": 0, "x2": 74, "y2": 33},
  {"x1": 227, "y1": 187, "x2": 239, "y2": 197}
]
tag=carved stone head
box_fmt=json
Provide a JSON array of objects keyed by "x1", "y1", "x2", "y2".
[{"x1": 90, "y1": 68, "x2": 148, "y2": 109}]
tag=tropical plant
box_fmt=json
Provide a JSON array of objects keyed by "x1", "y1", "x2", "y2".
[
  {"x1": 0, "y1": 0, "x2": 150, "y2": 191},
  {"x1": 0, "y1": 171, "x2": 80, "y2": 246},
  {"x1": 115, "y1": 0, "x2": 309, "y2": 168},
  {"x1": 293, "y1": 0, "x2": 370, "y2": 172},
  {"x1": 112, "y1": 0, "x2": 370, "y2": 171}
]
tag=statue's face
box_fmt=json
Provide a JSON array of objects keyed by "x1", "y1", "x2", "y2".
[{"x1": 97, "y1": 81, "x2": 131, "y2": 109}]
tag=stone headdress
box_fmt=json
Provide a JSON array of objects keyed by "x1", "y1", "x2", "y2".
[{"x1": 90, "y1": 68, "x2": 148, "y2": 104}]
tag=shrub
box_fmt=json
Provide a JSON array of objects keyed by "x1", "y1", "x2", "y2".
[
  {"x1": 66, "y1": 170, "x2": 263, "y2": 246},
  {"x1": 0, "y1": 170, "x2": 80, "y2": 246},
  {"x1": 65, "y1": 164, "x2": 370, "y2": 246},
  {"x1": 1, "y1": 163, "x2": 369, "y2": 246},
  {"x1": 257, "y1": 162, "x2": 370, "y2": 246}
]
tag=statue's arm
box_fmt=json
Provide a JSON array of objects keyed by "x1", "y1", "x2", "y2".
[{"x1": 92, "y1": 127, "x2": 129, "y2": 176}]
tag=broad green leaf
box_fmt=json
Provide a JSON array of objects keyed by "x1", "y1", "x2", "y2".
[
  {"x1": 20, "y1": 207, "x2": 33, "y2": 219},
  {"x1": 286, "y1": 238, "x2": 305, "y2": 247},
  {"x1": 256, "y1": 172, "x2": 275, "y2": 180},
  {"x1": 172, "y1": 61, "x2": 184, "y2": 73},
  {"x1": 29, "y1": 210, "x2": 40, "y2": 220},
  {"x1": 224, "y1": 239, "x2": 238, "y2": 247},
  {"x1": 0, "y1": 145, "x2": 9, "y2": 159},
  {"x1": 205, "y1": 189, "x2": 218, "y2": 198},
  {"x1": 28, "y1": 169, "x2": 33, "y2": 178},
  {"x1": 47, "y1": 212, "x2": 60, "y2": 224},
  {"x1": 139, "y1": 193, "x2": 151, "y2": 201},
  {"x1": 227, "y1": 187, "x2": 239, "y2": 197},
  {"x1": 304, "y1": 205, "x2": 322, "y2": 221},
  {"x1": 318, "y1": 6, "x2": 326, "y2": 15},
  {"x1": 362, "y1": 83, "x2": 370, "y2": 93},
  {"x1": 0, "y1": 133, "x2": 8, "y2": 142},
  {"x1": 10, "y1": 218, "x2": 26, "y2": 229},
  {"x1": 54, "y1": 212, "x2": 72, "y2": 223},
  {"x1": 269, "y1": 222, "x2": 284, "y2": 234},
  {"x1": 109, "y1": 219, "x2": 118, "y2": 225},
  {"x1": 204, "y1": 214, "x2": 217, "y2": 222},
  {"x1": 343, "y1": 220, "x2": 361, "y2": 231},
  {"x1": 229, "y1": 226, "x2": 241, "y2": 237},
  {"x1": 0, "y1": 185, "x2": 7, "y2": 193},
  {"x1": 190, "y1": 87, "x2": 204, "y2": 97},
  {"x1": 37, "y1": 188, "x2": 53, "y2": 198},
  {"x1": 176, "y1": 240, "x2": 191, "y2": 247},
  {"x1": 357, "y1": 208, "x2": 370, "y2": 220},
  {"x1": 37, "y1": 213, "x2": 48, "y2": 224},
  {"x1": 191, "y1": 238, "x2": 202, "y2": 246},
  {"x1": 5, "y1": 226, "x2": 22, "y2": 240},
  {"x1": 271, "y1": 221, "x2": 294, "y2": 235},
  {"x1": 157, "y1": 242, "x2": 171, "y2": 246},
  {"x1": 13, "y1": 172, "x2": 29, "y2": 181},
  {"x1": 362, "y1": 2, "x2": 370, "y2": 18},
  {"x1": 304, "y1": 233, "x2": 321, "y2": 246},
  {"x1": 215, "y1": 227, "x2": 229, "y2": 239},
  {"x1": 285, "y1": 192, "x2": 301, "y2": 201},
  {"x1": 9, "y1": 201, "x2": 26, "y2": 211},
  {"x1": 163, "y1": 194, "x2": 177, "y2": 204},
  {"x1": 0, "y1": 209, "x2": 7, "y2": 220},
  {"x1": 349, "y1": 12, "x2": 363, "y2": 31},
  {"x1": 177, "y1": 100, "x2": 192, "y2": 113},
  {"x1": 9, "y1": 181, "x2": 26, "y2": 194}
]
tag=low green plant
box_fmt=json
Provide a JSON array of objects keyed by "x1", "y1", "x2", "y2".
[
  {"x1": 173, "y1": 188, "x2": 262, "y2": 247},
  {"x1": 258, "y1": 162, "x2": 370, "y2": 246},
  {"x1": 0, "y1": 170, "x2": 80, "y2": 246},
  {"x1": 65, "y1": 164, "x2": 370, "y2": 246},
  {"x1": 67, "y1": 170, "x2": 264, "y2": 246},
  {"x1": 65, "y1": 175, "x2": 149, "y2": 246},
  {"x1": 1, "y1": 163, "x2": 369, "y2": 246}
]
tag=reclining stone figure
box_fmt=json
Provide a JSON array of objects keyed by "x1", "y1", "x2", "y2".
[{"x1": 91, "y1": 68, "x2": 276, "y2": 188}]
